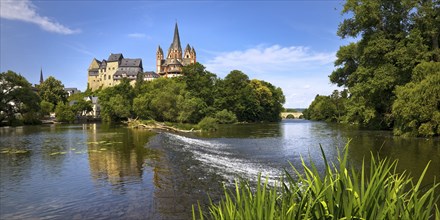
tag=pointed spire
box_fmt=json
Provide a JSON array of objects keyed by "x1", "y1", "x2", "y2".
[
  {"x1": 171, "y1": 22, "x2": 182, "y2": 51},
  {"x1": 40, "y1": 67, "x2": 44, "y2": 84},
  {"x1": 157, "y1": 45, "x2": 163, "y2": 54}
]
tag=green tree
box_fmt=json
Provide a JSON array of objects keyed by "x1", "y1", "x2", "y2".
[
  {"x1": 182, "y1": 63, "x2": 218, "y2": 106},
  {"x1": 215, "y1": 70, "x2": 259, "y2": 122},
  {"x1": 392, "y1": 62, "x2": 440, "y2": 137},
  {"x1": 71, "y1": 99, "x2": 93, "y2": 116},
  {"x1": 40, "y1": 100, "x2": 54, "y2": 117},
  {"x1": 98, "y1": 78, "x2": 135, "y2": 122},
  {"x1": 55, "y1": 102, "x2": 75, "y2": 123},
  {"x1": 39, "y1": 76, "x2": 67, "y2": 107},
  {"x1": 214, "y1": 109, "x2": 237, "y2": 124},
  {"x1": 324, "y1": 0, "x2": 438, "y2": 131},
  {"x1": 0, "y1": 70, "x2": 40, "y2": 125}
]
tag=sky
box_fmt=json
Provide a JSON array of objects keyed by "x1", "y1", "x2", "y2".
[{"x1": 0, "y1": 0, "x2": 354, "y2": 108}]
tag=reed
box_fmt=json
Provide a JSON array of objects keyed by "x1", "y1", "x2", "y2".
[{"x1": 193, "y1": 143, "x2": 439, "y2": 220}]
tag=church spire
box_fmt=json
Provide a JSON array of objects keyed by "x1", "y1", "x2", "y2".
[
  {"x1": 170, "y1": 22, "x2": 182, "y2": 51},
  {"x1": 39, "y1": 67, "x2": 44, "y2": 84}
]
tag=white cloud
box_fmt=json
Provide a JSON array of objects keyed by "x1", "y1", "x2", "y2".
[
  {"x1": 127, "y1": 33, "x2": 147, "y2": 38},
  {"x1": 203, "y1": 44, "x2": 338, "y2": 108},
  {"x1": 0, "y1": 0, "x2": 80, "y2": 35},
  {"x1": 204, "y1": 44, "x2": 335, "y2": 77}
]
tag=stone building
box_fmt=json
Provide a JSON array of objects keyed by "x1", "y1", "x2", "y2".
[
  {"x1": 87, "y1": 53, "x2": 143, "y2": 91},
  {"x1": 156, "y1": 23, "x2": 196, "y2": 77}
]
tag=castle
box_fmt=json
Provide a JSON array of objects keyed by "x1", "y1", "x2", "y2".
[{"x1": 87, "y1": 23, "x2": 195, "y2": 91}]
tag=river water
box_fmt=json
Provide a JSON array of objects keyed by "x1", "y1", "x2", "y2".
[{"x1": 0, "y1": 120, "x2": 439, "y2": 219}]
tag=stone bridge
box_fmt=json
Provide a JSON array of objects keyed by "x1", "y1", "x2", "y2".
[{"x1": 280, "y1": 112, "x2": 303, "y2": 119}]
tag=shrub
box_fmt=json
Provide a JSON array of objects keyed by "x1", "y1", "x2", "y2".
[
  {"x1": 214, "y1": 109, "x2": 237, "y2": 124},
  {"x1": 194, "y1": 143, "x2": 439, "y2": 219},
  {"x1": 55, "y1": 102, "x2": 75, "y2": 123},
  {"x1": 197, "y1": 117, "x2": 218, "y2": 131}
]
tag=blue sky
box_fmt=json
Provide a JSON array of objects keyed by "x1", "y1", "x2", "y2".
[{"x1": 1, "y1": 0, "x2": 353, "y2": 108}]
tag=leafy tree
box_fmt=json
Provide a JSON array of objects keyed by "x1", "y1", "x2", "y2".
[
  {"x1": 98, "y1": 78, "x2": 135, "y2": 122},
  {"x1": 39, "y1": 76, "x2": 67, "y2": 107},
  {"x1": 71, "y1": 99, "x2": 93, "y2": 116},
  {"x1": 214, "y1": 109, "x2": 237, "y2": 124},
  {"x1": 321, "y1": 0, "x2": 439, "y2": 132},
  {"x1": 197, "y1": 116, "x2": 218, "y2": 131},
  {"x1": 392, "y1": 62, "x2": 440, "y2": 137},
  {"x1": 55, "y1": 102, "x2": 75, "y2": 123},
  {"x1": 250, "y1": 79, "x2": 285, "y2": 122},
  {"x1": 0, "y1": 70, "x2": 40, "y2": 125},
  {"x1": 304, "y1": 90, "x2": 348, "y2": 122},
  {"x1": 40, "y1": 100, "x2": 54, "y2": 117},
  {"x1": 215, "y1": 70, "x2": 259, "y2": 122},
  {"x1": 182, "y1": 63, "x2": 218, "y2": 106}
]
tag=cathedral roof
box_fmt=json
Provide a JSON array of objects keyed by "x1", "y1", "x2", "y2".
[{"x1": 169, "y1": 23, "x2": 182, "y2": 51}]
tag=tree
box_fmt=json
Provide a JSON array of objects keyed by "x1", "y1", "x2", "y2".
[
  {"x1": 214, "y1": 109, "x2": 237, "y2": 124},
  {"x1": 55, "y1": 102, "x2": 75, "y2": 123},
  {"x1": 71, "y1": 99, "x2": 93, "y2": 116},
  {"x1": 215, "y1": 70, "x2": 258, "y2": 122},
  {"x1": 392, "y1": 62, "x2": 440, "y2": 137},
  {"x1": 0, "y1": 70, "x2": 40, "y2": 125},
  {"x1": 323, "y1": 0, "x2": 438, "y2": 131},
  {"x1": 182, "y1": 63, "x2": 218, "y2": 106},
  {"x1": 98, "y1": 78, "x2": 135, "y2": 122},
  {"x1": 40, "y1": 100, "x2": 54, "y2": 117},
  {"x1": 39, "y1": 76, "x2": 67, "y2": 107}
]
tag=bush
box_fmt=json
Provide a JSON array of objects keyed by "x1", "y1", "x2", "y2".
[
  {"x1": 55, "y1": 103, "x2": 75, "y2": 123},
  {"x1": 214, "y1": 109, "x2": 237, "y2": 124},
  {"x1": 194, "y1": 143, "x2": 439, "y2": 219},
  {"x1": 197, "y1": 117, "x2": 218, "y2": 131}
]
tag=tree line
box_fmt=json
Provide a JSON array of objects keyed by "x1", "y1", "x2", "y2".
[
  {"x1": 304, "y1": 0, "x2": 439, "y2": 137},
  {"x1": 98, "y1": 63, "x2": 285, "y2": 126},
  {"x1": 1, "y1": 63, "x2": 285, "y2": 126},
  {"x1": 0, "y1": 70, "x2": 92, "y2": 125}
]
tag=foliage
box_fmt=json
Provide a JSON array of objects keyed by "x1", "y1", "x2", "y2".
[
  {"x1": 98, "y1": 78, "x2": 135, "y2": 122},
  {"x1": 392, "y1": 62, "x2": 440, "y2": 137},
  {"x1": 214, "y1": 109, "x2": 238, "y2": 124},
  {"x1": 304, "y1": 90, "x2": 348, "y2": 123},
  {"x1": 215, "y1": 70, "x2": 285, "y2": 122},
  {"x1": 307, "y1": 0, "x2": 440, "y2": 135},
  {"x1": 182, "y1": 63, "x2": 218, "y2": 106},
  {"x1": 194, "y1": 143, "x2": 439, "y2": 219},
  {"x1": 71, "y1": 99, "x2": 93, "y2": 116},
  {"x1": 55, "y1": 102, "x2": 75, "y2": 123},
  {"x1": 0, "y1": 70, "x2": 41, "y2": 125},
  {"x1": 39, "y1": 76, "x2": 67, "y2": 107},
  {"x1": 40, "y1": 100, "x2": 54, "y2": 117},
  {"x1": 130, "y1": 63, "x2": 285, "y2": 124},
  {"x1": 197, "y1": 116, "x2": 218, "y2": 131}
]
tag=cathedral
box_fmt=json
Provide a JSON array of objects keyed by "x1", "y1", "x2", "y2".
[{"x1": 156, "y1": 23, "x2": 196, "y2": 77}]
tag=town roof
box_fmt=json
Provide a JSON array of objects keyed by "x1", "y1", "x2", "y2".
[
  {"x1": 119, "y1": 58, "x2": 142, "y2": 67},
  {"x1": 108, "y1": 53, "x2": 123, "y2": 62}
]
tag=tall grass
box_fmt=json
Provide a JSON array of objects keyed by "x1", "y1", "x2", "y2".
[{"x1": 193, "y1": 143, "x2": 439, "y2": 220}]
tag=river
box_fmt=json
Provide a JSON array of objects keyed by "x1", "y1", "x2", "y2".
[{"x1": 0, "y1": 120, "x2": 439, "y2": 219}]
